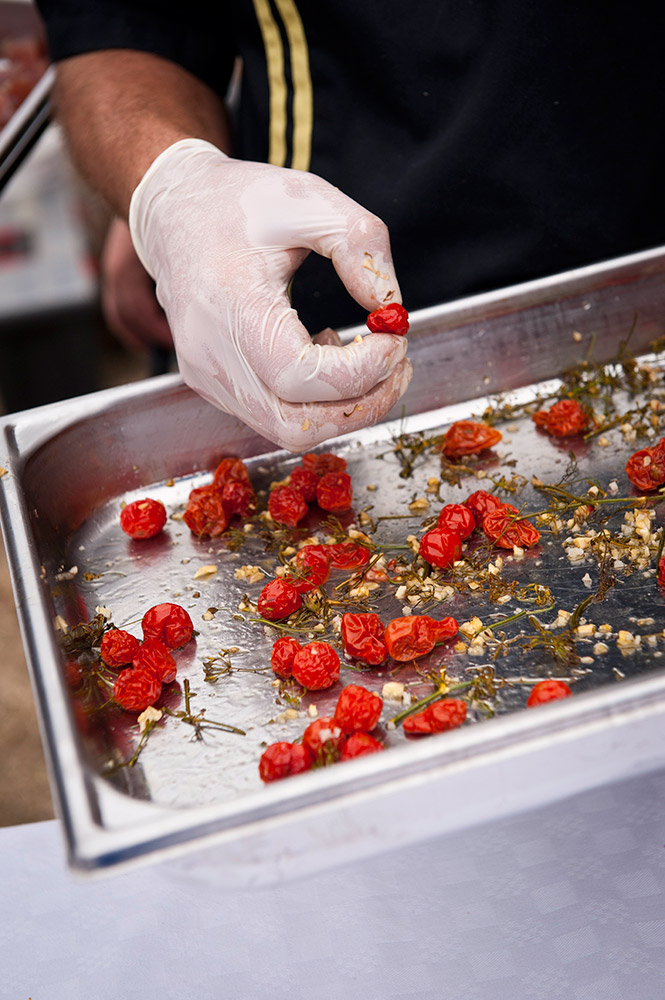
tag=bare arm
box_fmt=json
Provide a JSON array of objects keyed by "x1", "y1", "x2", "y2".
[{"x1": 52, "y1": 49, "x2": 233, "y2": 218}]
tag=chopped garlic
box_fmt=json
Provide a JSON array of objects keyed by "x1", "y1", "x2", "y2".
[
  {"x1": 233, "y1": 564, "x2": 265, "y2": 584},
  {"x1": 381, "y1": 681, "x2": 405, "y2": 702},
  {"x1": 138, "y1": 706, "x2": 162, "y2": 732},
  {"x1": 593, "y1": 642, "x2": 609, "y2": 655},
  {"x1": 194, "y1": 564, "x2": 219, "y2": 580}
]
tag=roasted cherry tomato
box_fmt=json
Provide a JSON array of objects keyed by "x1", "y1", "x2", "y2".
[
  {"x1": 463, "y1": 490, "x2": 504, "y2": 526},
  {"x1": 384, "y1": 614, "x2": 458, "y2": 661},
  {"x1": 527, "y1": 679, "x2": 573, "y2": 707},
  {"x1": 212, "y1": 457, "x2": 251, "y2": 491},
  {"x1": 302, "y1": 716, "x2": 345, "y2": 762},
  {"x1": 220, "y1": 480, "x2": 256, "y2": 519},
  {"x1": 133, "y1": 638, "x2": 177, "y2": 684},
  {"x1": 302, "y1": 452, "x2": 348, "y2": 477},
  {"x1": 482, "y1": 503, "x2": 540, "y2": 549},
  {"x1": 100, "y1": 628, "x2": 140, "y2": 668},
  {"x1": 625, "y1": 439, "x2": 665, "y2": 492},
  {"x1": 289, "y1": 465, "x2": 319, "y2": 502},
  {"x1": 259, "y1": 741, "x2": 313, "y2": 782},
  {"x1": 113, "y1": 667, "x2": 162, "y2": 712},
  {"x1": 257, "y1": 579, "x2": 303, "y2": 620},
  {"x1": 268, "y1": 485, "x2": 308, "y2": 527},
  {"x1": 119, "y1": 498, "x2": 167, "y2": 539},
  {"x1": 340, "y1": 732, "x2": 385, "y2": 760},
  {"x1": 340, "y1": 611, "x2": 387, "y2": 665},
  {"x1": 326, "y1": 541, "x2": 370, "y2": 570},
  {"x1": 366, "y1": 302, "x2": 410, "y2": 336},
  {"x1": 316, "y1": 471, "x2": 353, "y2": 512},
  {"x1": 334, "y1": 684, "x2": 383, "y2": 733},
  {"x1": 532, "y1": 399, "x2": 589, "y2": 437},
  {"x1": 270, "y1": 636, "x2": 302, "y2": 678},
  {"x1": 141, "y1": 602, "x2": 193, "y2": 649},
  {"x1": 402, "y1": 698, "x2": 467, "y2": 735},
  {"x1": 436, "y1": 503, "x2": 476, "y2": 540},
  {"x1": 184, "y1": 484, "x2": 228, "y2": 538},
  {"x1": 288, "y1": 544, "x2": 331, "y2": 593},
  {"x1": 419, "y1": 526, "x2": 462, "y2": 568},
  {"x1": 440, "y1": 420, "x2": 502, "y2": 459},
  {"x1": 292, "y1": 641, "x2": 340, "y2": 690}
]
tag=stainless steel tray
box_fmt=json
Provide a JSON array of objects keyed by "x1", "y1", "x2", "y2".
[{"x1": 3, "y1": 245, "x2": 665, "y2": 885}]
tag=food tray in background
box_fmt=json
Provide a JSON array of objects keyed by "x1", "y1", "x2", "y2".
[{"x1": 3, "y1": 245, "x2": 665, "y2": 885}]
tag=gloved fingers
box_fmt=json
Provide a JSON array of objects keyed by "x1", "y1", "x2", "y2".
[{"x1": 238, "y1": 289, "x2": 408, "y2": 404}]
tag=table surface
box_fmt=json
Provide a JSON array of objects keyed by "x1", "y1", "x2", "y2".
[{"x1": 2, "y1": 767, "x2": 665, "y2": 1000}]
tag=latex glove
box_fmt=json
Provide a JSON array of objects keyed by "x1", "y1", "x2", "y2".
[{"x1": 128, "y1": 139, "x2": 412, "y2": 451}]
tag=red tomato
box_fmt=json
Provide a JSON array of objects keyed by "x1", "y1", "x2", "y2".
[
  {"x1": 212, "y1": 457, "x2": 251, "y2": 491},
  {"x1": 257, "y1": 579, "x2": 303, "y2": 621},
  {"x1": 100, "y1": 628, "x2": 140, "y2": 668},
  {"x1": 340, "y1": 612, "x2": 387, "y2": 665},
  {"x1": 402, "y1": 698, "x2": 467, "y2": 735},
  {"x1": 625, "y1": 439, "x2": 665, "y2": 492},
  {"x1": 463, "y1": 490, "x2": 504, "y2": 526},
  {"x1": 436, "y1": 503, "x2": 476, "y2": 540},
  {"x1": 532, "y1": 399, "x2": 589, "y2": 437},
  {"x1": 527, "y1": 679, "x2": 573, "y2": 707},
  {"x1": 292, "y1": 641, "x2": 340, "y2": 690},
  {"x1": 366, "y1": 303, "x2": 410, "y2": 336},
  {"x1": 482, "y1": 503, "x2": 540, "y2": 549},
  {"x1": 440, "y1": 420, "x2": 502, "y2": 459},
  {"x1": 133, "y1": 638, "x2": 177, "y2": 684},
  {"x1": 119, "y1": 498, "x2": 167, "y2": 539},
  {"x1": 302, "y1": 452, "x2": 348, "y2": 477},
  {"x1": 141, "y1": 603, "x2": 193, "y2": 649},
  {"x1": 419, "y1": 527, "x2": 462, "y2": 568},
  {"x1": 270, "y1": 636, "x2": 302, "y2": 678},
  {"x1": 326, "y1": 541, "x2": 370, "y2": 570},
  {"x1": 268, "y1": 485, "x2": 308, "y2": 527},
  {"x1": 302, "y1": 717, "x2": 345, "y2": 761},
  {"x1": 384, "y1": 615, "x2": 458, "y2": 661},
  {"x1": 184, "y1": 484, "x2": 228, "y2": 537},
  {"x1": 334, "y1": 684, "x2": 383, "y2": 733},
  {"x1": 340, "y1": 732, "x2": 385, "y2": 760},
  {"x1": 316, "y1": 471, "x2": 353, "y2": 512},
  {"x1": 289, "y1": 465, "x2": 319, "y2": 502},
  {"x1": 113, "y1": 667, "x2": 162, "y2": 712},
  {"x1": 259, "y1": 742, "x2": 313, "y2": 782},
  {"x1": 288, "y1": 544, "x2": 331, "y2": 593},
  {"x1": 221, "y1": 480, "x2": 256, "y2": 518}
]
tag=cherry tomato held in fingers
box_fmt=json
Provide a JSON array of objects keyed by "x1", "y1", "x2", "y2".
[
  {"x1": 268, "y1": 485, "x2": 309, "y2": 527},
  {"x1": 440, "y1": 420, "x2": 502, "y2": 459},
  {"x1": 133, "y1": 638, "x2": 177, "y2": 684},
  {"x1": 437, "y1": 503, "x2": 476, "y2": 540},
  {"x1": 288, "y1": 544, "x2": 331, "y2": 593},
  {"x1": 100, "y1": 628, "x2": 140, "y2": 668},
  {"x1": 366, "y1": 302, "x2": 410, "y2": 336},
  {"x1": 341, "y1": 611, "x2": 388, "y2": 665},
  {"x1": 384, "y1": 615, "x2": 458, "y2": 662},
  {"x1": 326, "y1": 540, "x2": 370, "y2": 570},
  {"x1": 257, "y1": 579, "x2": 303, "y2": 621},
  {"x1": 184, "y1": 484, "x2": 228, "y2": 538},
  {"x1": 334, "y1": 684, "x2": 383, "y2": 733},
  {"x1": 289, "y1": 465, "x2": 319, "y2": 503},
  {"x1": 463, "y1": 490, "x2": 504, "y2": 527},
  {"x1": 316, "y1": 471, "x2": 353, "y2": 513},
  {"x1": 625, "y1": 438, "x2": 665, "y2": 492},
  {"x1": 113, "y1": 667, "x2": 162, "y2": 712},
  {"x1": 270, "y1": 636, "x2": 302, "y2": 678},
  {"x1": 119, "y1": 498, "x2": 167, "y2": 539},
  {"x1": 141, "y1": 602, "x2": 193, "y2": 649},
  {"x1": 482, "y1": 503, "x2": 540, "y2": 549},
  {"x1": 341, "y1": 732, "x2": 385, "y2": 760},
  {"x1": 532, "y1": 399, "x2": 589, "y2": 437},
  {"x1": 419, "y1": 527, "x2": 462, "y2": 568},
  {"x1": 526, "y1": 679, "x2": 573, "y2": 707},
  {"x1": 403, "y1": 698, "x2": 467, "y2": 735},
  {"x1": 292, "y1": 641, "x2": 341, "y2": 690},
  {"x1": 259, "y1": 741, "x2": 313, "y2": 782}
]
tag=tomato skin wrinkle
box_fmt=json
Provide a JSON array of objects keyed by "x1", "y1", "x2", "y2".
[
  {"x1": 419, "y1": 526, "x2": 462, "y2": 568},
  {"x1": 326, "y1": 541, "x2": 370, "y2": 570},
  {"x1": 270, "y1": 636, "x2": 302, "y2": 678},
  {"x1": 366, "y1": 303, "x2": 410, "y2": 336},
  {"x1": 212, "y1": 457, "x2": 251, "y2": 490},
  {"x1": 119, "y1": 498, "x2": 167, "y2": 539},
  {"x1": 257, "y1": 579, "x2": 302, "y2": 620},
  {"x1": 341, "y1": 611, "x2": 387, "y2": 665},
  {"x1": 532, "y1": 399, "x2": 589, "y2": 437},
  {"x1": 302, "y1": 452, "x2": 347, "y2": 476},
  {"x1": 463, "y1": 490, "x2": 503, "y2": 526},
  {"x1": 316, "y1": 471, "x2": 353, "y2": 513},
  {"x1": 268, "y1": 485, "x2": 308, "y2": 527},
  {"x1": 384, "y1": 615, "x2": 458, "y2": 662},
  {"x1": 527, "y1": 679, "x2": 572, "y2": 707},
  {"x1": 289, "y1": 465, "x2": 319, "y2": 502},
  {"x1": 437, "y1": 503, "x2": 475, "y2": 540},
  {"x1": 626, "y1": 438, "x2": 665, "y2": 491},
  {"x1": 113, "y1": 667, "x2": 162, "y2": 712},
  {"x1": 100, "y1": 628, "x2": 140, "y2": 668},
  {"x1": 141, "y1": 602, "x2": 193, "y2": 649},
  {"x1": 292, "y1": 641, "x2": 340, "y2": 690},
  {"x1": 133, "y1": 638, "x2": 177, "y2": 684},
  {"x1": 482, "y1": 503, "x2": 540, "y2": 549},
  {"x1": 334, "y1": 684, "x2": 383, "y2": 732},
  {"x1": 288, "y1": 544, "x2": 330, "y2": 593}
]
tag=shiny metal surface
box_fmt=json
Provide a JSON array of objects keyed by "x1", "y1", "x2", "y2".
[{"x1": 3, "y1": 246, "x2": 665, "y2": 882}]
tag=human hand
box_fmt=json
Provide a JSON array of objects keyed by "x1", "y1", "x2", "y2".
[
  {"x1": 100, "y1": 217, "x2": 173, "y2": 353},
  {"x1": 128, "y1": 139, "x2": 412, "y2": 451}
]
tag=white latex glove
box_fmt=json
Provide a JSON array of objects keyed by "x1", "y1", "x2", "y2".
[{"x1": 128, "y1": 139, "x2": 412, "y2": 451}]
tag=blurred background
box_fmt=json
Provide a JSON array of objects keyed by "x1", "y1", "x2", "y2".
[{"x1": 0, "y1": 0, "x2": 156, "y2": 825}]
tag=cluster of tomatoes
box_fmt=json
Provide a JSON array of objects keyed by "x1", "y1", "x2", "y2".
[
  {"x1": 259, "y1": 683, "x2": 386, "y2": 781},
  {"x1": 102, "y1": 602, "x2": 194, "y2": 712},
  {"x1": 268, "y1": 451, "x2": 353, "y2": 529}
]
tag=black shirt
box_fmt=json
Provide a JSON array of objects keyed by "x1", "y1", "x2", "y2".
[{"x1": 36, "y1": 1, "x2": 665, "y2": 334}]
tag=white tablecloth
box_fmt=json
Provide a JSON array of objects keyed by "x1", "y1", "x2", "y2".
[{"x1": 2, "y1": 768, "x2": 665, "y2": 1000}]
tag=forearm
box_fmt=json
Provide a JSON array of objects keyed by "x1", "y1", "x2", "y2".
[{"x1": 51, "y1": 49, "x2": 232, "y2": 218}]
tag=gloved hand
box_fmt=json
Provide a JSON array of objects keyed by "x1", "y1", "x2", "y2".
[{"x1": 128, "y1": 139, "x2": 412, "y2": 451}]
